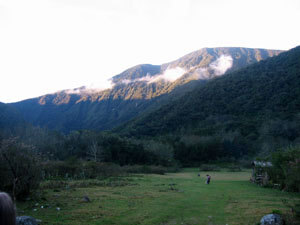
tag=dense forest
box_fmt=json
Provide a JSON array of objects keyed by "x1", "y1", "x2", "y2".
[{"x1": 117, "y1": 46, "x2": 300, "y2": 158}]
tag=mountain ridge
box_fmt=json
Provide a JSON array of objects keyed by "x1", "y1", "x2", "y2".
[
  {"x1": 116, "y1": 46, "x2": 300, "y2": 138},
  {"x1": 10, "y1": 47, "x2": 283, "y2": 132}
]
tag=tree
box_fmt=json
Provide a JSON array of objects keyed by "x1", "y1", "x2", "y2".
[
  {"x1": 86, "y1": 141, "x2": 103, "y2": 162},
  {"x1": 269, "y1": 145, "x2": 300, "y2": 192},
  {"x1": 0, "y1": 138, "x2": 41, "y2": 200}
]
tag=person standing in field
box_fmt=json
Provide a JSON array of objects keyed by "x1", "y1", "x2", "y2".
[
  {"x1": 0, "y1": 192, "x2": 16, "y2": 225},
  {"x1": 206, "y1": 174, "x2": 211, "y2": 184}
]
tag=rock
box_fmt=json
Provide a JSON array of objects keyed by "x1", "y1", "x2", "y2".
[
  {"x1": 16, "y1": 216, "x2": 38, "y2": 225},
  {"x1": 83, "y1": 196, "x2": 90, "y2": 202},
  {"x1": 260, "y1": 214, "x2": 283, "y2": 225}
]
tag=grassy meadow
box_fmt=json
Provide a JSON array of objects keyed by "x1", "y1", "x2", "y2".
[{"x1": 17, "y1": 169, "x2": 300, "y2": 225}]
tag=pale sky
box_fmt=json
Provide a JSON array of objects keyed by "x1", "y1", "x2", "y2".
[{"x1": 0, "y1": 0, "x2": 299, "y2": 103}]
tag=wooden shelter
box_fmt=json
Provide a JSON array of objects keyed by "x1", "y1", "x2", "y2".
[{"x1": 251, "y1": 161, "x2": 273, "y2": 185}]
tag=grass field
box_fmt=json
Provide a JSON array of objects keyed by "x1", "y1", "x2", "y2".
[{"x1": 17, "y1": 169, "x2": 300, "y2": 225}]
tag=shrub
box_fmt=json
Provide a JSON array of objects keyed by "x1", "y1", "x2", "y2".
[
  {"x1": 122, "y1": 165, "x2": 180, "y2": 175},
  {"x1": 41, "y1": 160, "x2": 124, "y2": 179},
  {"x1": 269, "y1": 146, "x2": 300, "y2": 192},
  {"x1": 282, "y1": 199, "x2": 300, "y2": 225},
  {"x1": 0, "y1": 139, "x2": 41, "y2": 200}
]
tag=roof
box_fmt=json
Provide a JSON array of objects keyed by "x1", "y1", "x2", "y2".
[{"x1": 252, "y1": 161, "x2": 273, "y2": 167}]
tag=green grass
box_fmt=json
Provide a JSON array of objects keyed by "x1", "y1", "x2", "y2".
[{"x1": 17, "y1": 169, "x2": 300, "y2": 225}]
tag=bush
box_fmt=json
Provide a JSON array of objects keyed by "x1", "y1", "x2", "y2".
[
  {"x1": 0, "y1": 139, "x2": 41, "y2": 200},
  {"x1": 269, "y1": 146, "x2": 300, "y2": 192},
  {"x1": 281, "y1": 199, "x2": 300, "y2": 225},
  {"x1": 122, "y1": 165, "x2": 179, "y2": 175},
  {"x1": 41, "y1": 160, "x2": 124, "y2": 179}
]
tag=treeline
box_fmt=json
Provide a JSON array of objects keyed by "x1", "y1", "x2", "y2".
[
  {"x1": 2, "y1": 115, "x2": 300, "y2": 169},
  {"x1": 18, "y1": 128, "x2": 174, "y2": 166},
  {"x1": 2, "y1": 126, "x2": 257, "y2": 166},
  {"x1": 0, "y1": 129, "x2": 178, "y2": 200},
  {"x1": 1, "y1": 117, "x2": 300, "y2": 200}
]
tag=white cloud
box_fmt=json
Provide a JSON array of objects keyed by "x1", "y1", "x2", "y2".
[
  {"x1": 191, "y1": 55, "x2": 233, "y2": 80},
  {"x1": 190, "y1": 67, "x2": 209, "y2": 80},
  {"x1": 117, "y1": 54, "x2": 233, "y2": 86},
  {"x1": 116, "y1": 55, "x2": 232, "y2": 86},
  {"x1": 86, "y1": 78, "x2": 114, "y2": 91},
  {"x1": 118, "y1": 67, "x2": 187, "y2": 85},
  {"x1": 64, "y1": 78, "x2": 114, "y2": 95},
  {"x1": 148, "y1": 67, "x2": 187, "y2": 83},
  {"x1": 209, "y1": 55, "x2": 233, "y2": 76}
]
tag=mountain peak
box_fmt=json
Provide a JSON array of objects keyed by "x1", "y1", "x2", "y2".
[{"x1": 10, "y1": 47, "x2": 283, "y2": 132}]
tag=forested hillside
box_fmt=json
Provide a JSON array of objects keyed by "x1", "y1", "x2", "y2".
[
  {"x1": 0, "y1": 102, "x2": 25, "y2": 136},
  {"x1": 10, "y1": 48, "x2": 281, "y2": 132},
  {"x1": 116, "y1": 46, "x2": 300, "y2": 160},
  {"x1": 118, "y1": 46, "x2": 300, "y2": 135}
]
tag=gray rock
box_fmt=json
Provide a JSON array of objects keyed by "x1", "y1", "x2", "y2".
[
  {"x1": 83, "y1": 196, "x2": 90, "y2": 202},
  {"x1": 16, "y1": 216, "x2": 38, "y2": 225},
  {"x1": 260, "y1": 214, "x2": 283, "y2": 225}
]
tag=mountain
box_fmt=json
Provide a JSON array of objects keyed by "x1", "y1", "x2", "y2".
[
  {"x1": 116, "y1": 46, "x2": 300, "y2": 139},
  {"x1": 11, "y1": 47, "x2": 282, "y2": 132},
  {"x1": 0, "y1": 102, "x2": 25, "y2": 135}
]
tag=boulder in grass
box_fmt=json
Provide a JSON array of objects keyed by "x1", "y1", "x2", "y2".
[
  {"x1": 83, "y1": 196, "x2": 90, "y2": 202},
  {"x1": 16, "y1": 216, "x2": 38, "y2": 225},
  {"x1": 260, "y1": 214, "x2": 283, "y2": 225}
]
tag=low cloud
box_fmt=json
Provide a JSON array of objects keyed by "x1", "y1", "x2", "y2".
[
  {"x1": 190, "y1": 67, "x2": 209, "y2": 80},
  {"x1": 86, "y1": 78, "x2": 114, "y2": 91},
  {"x1": 209, "y1": 55, "x2": 233, "y2": 76},
  {"x1": 119, "y1": 55, "x2": 233, "y2": 85},
  {"x1": 120, "y1": 67, "x2": 187, "y2": 85},
  {"x1": 64, "y1": 78, "x2": 114, "y2": 94},
  {"x1": 65, "y1": 55, "x2": 233, "y2": 95},
  {"x1": 191, "y1": 55, "x2": 233, "y2": 80},
  {"x1": 149, "y1": 67, "x2": 187, "y2": 83}
]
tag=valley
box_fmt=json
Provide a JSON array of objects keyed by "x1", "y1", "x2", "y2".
[{"x1": 1, "y1": 46, "x2": 300, "y2": 225}]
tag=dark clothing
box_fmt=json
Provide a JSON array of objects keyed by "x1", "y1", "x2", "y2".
[{"x1": 206, "y1": 175, "x2": 211, "y2": 184}]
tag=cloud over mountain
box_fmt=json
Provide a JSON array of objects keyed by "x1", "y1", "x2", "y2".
[
  {"x1": 118, "y1": 55, "x2": 233, "y2": 86},
  {"x1": 122, "y1": 67, "x2": 187, "y2": 84},
  {"x1": 191, "y1": 55, "x2": 233, "y2": 80}
]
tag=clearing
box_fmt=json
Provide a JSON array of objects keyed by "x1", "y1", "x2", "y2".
[{"x1": 17, "y1": 169, "x2": 300, "y2": 225}]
